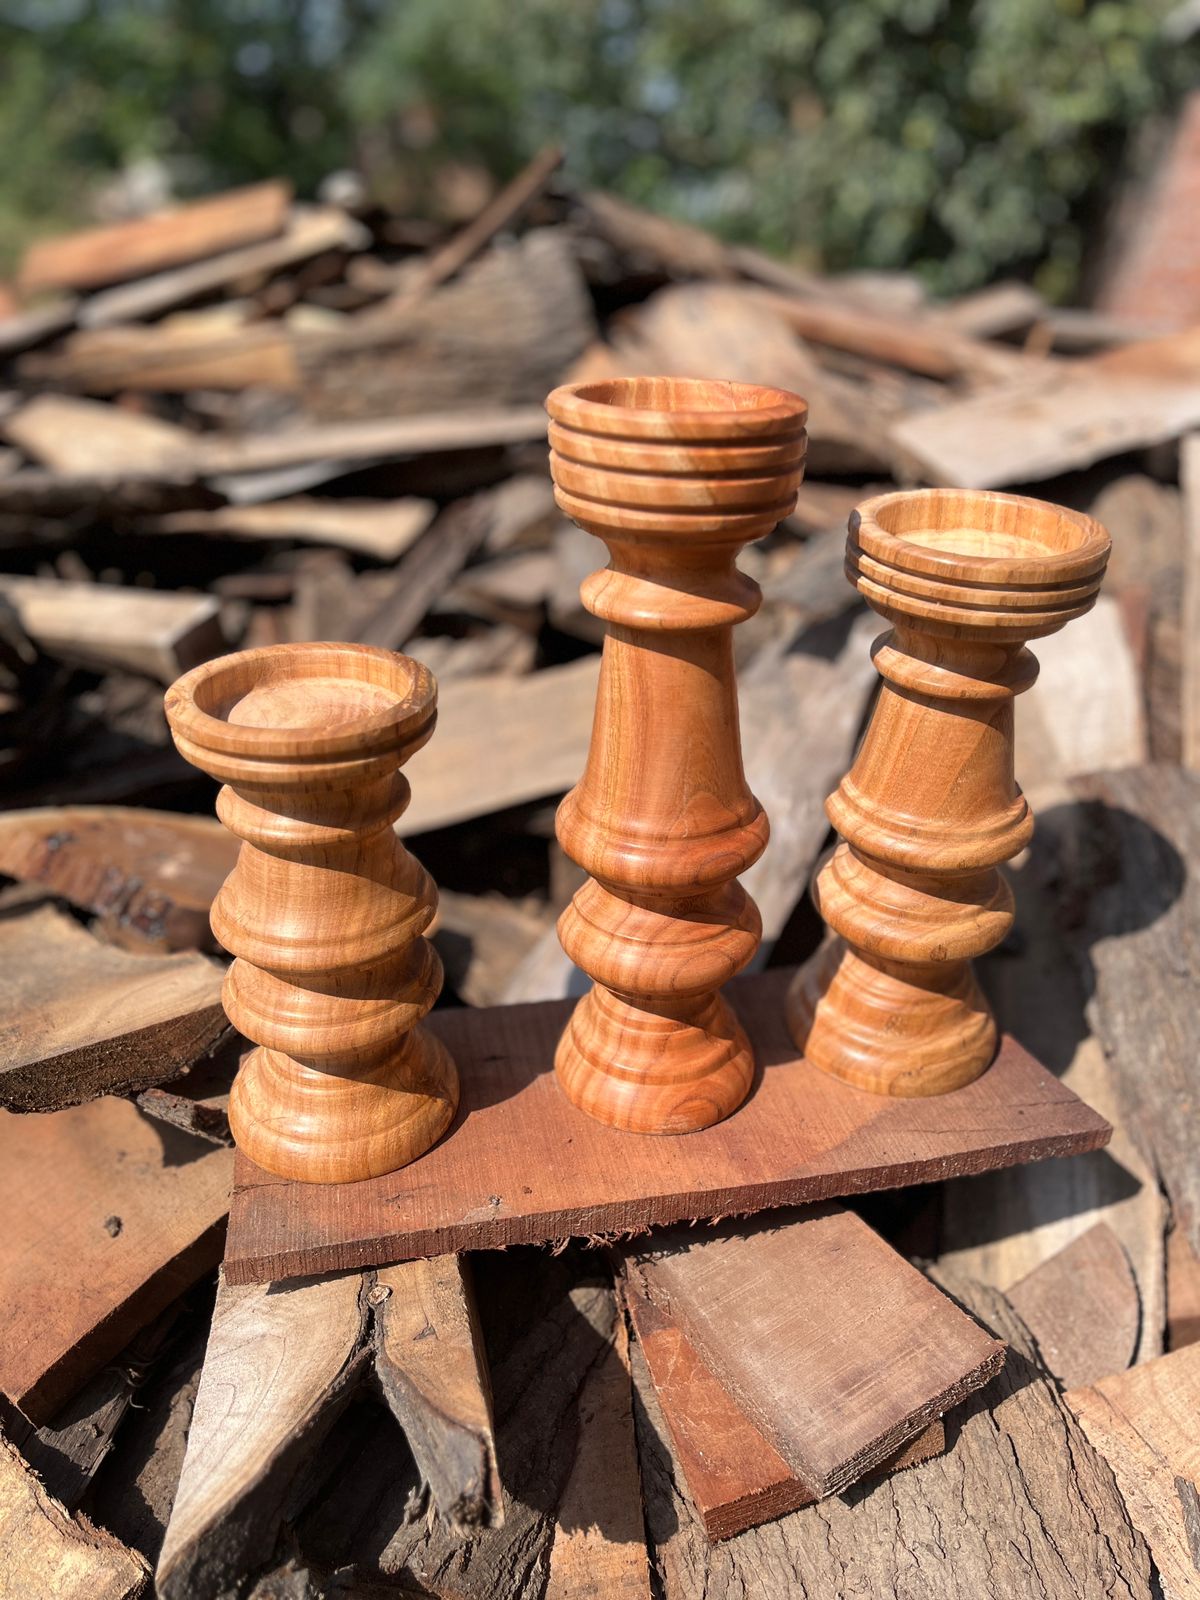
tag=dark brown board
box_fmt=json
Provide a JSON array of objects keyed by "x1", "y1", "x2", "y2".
[{"x1": 225, "y1": 968, "x2": 1110, "y2": 1285}]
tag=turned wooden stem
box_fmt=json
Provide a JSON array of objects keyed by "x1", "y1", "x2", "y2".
[
  {"x1": 547, "y1": 377, "x2": 807, "y2": 1133},
  {"x1": 786, "y1": 488, "x2": 1110, "y2": 1096},
  {"x1": 165, "y1": 642, "x2": 458, "y2": 1181}
]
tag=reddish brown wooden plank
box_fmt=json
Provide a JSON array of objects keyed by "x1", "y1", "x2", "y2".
[
  {"x1": 624, "y1": 1207, "x2": 1000, "y2": 1499},
  {"x1": 0, "y1": 1098, "x2": 231, "y2": 1421},
  {"x1": 224, "y1": 968, "x2": 1111, "y2": 1285},
  {"x1": 624, "y1": 1280, "x2": 943, "y2": 1540}
]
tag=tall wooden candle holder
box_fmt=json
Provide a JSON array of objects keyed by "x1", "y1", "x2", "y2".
[
  {"x1": 165, "y1": 641, "x2": 458, "y2": 1182},
  {"x1": 547, "y1": 377, "x2": 807, "y2": 1133},
  {"x1": 786, "y1": 489, "x2": 1110, "y2": 1096}
]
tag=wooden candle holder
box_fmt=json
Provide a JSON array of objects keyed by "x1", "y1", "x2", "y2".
[
  {"x1": 165, "y1": 642, "x2": 458, "y2": 1182},
  {"x1": 547, "y1": 377, "x2": 807, "y2": 1133},
  {"x1": 786, "y1": 489, "x2": 1110, "y2": 1096}
]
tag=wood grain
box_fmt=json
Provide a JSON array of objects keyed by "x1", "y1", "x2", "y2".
[
  {"x1": 1007, "y1": 1223, "x2": 1140, "y2": 1390},
  {"x1": 546, "y1": 376, "x2": 807, "y2": 1132},
  {"x1": 625, "y1": 1206, "x2": 1002, "y2": 1498},
  {"x1": 623, "y1": 1267, "x2": 944, "y2": 1540},
  {"x1": 1066, "y1": 1345, "x2": 1200, "y2": 1599},
  {"x1": 634, "y1": 1271, "x2": 1154, "y2": 1600},
  {"x1": 0, "y1": 1096, "x2": 230, "y2": 1421},
  {"x1": 0, "y1": 903, "x2": 227, "y2": 1111},
  {"x1": 787, "y1": 487, "x2": 1110, "y2": 1095},
  {"x1": 165, "y1": 641, "x2": 459, "y2": 1183},
  {"x1": 224, "y1": 966, "x2": 1111, "y2": 1284},
  {"x1": 18, "y1": 180, "x2": 291, "y2": 293}
]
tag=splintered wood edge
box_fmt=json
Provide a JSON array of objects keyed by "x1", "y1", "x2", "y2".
[{"x1": 224, "y1": 1107, "x2": 1110, "y2": 1285}]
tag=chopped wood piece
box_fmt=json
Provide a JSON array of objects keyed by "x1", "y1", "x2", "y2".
[
  {"x1": 3, "y1": 393, "x2": 194, "y2": 476},
  {"x1": 0, "y1": 1094, "x2": 230, "y2": 1420},
  {"x1": 623, "y1": 1274, "x2": 944, "y2": 1540},
  {"x1": 634, "y1": 1271, "x2": 1154, "y2": 1600},
  {"x1": 1169, "y1": 1225, "x2": 1200, "y2": 1351},
  {"x1": 625, "y1": 1207, "x2": 1003, "y2": 1498},
  {"x1": 0, "y1": 903, "x2": 226, "y2": 1111},
  {"x1": 19, "y1": 181, "x2": 291, "y2": 294},
  {"x1": 224, "y1": 967, "x2": 1110, "y2": 1285},
  {"x1": 1008, "y1": 1223, "x2": 1140, "y2": 1389},
  {"x1": 0, "y1": 807, "x2": 237, "y2": 952},
  {"x1": 147, "y1": 497, "x2": 436, "y2": 561},
  {"x1": 353, "y1": 495, "x2": 498, "y2": 650},
  {"x1": 383, "y1": 145, "x2": 564, "y2": 313},
  {"x1": 399, "y1": 656, "x2": 599, "y2": 835},
  {"x1": 135, "y1": 1049, "x2": 235, "y2": 1147},
  {"x1": 0, "y1": 576, "x2": 223, "y2": 682},
  {"x1": 433, "y1": 890, "x2": 555, "y2": 1007},
  {"x1": 1070, "y1": 766, "x2": 1200, "y2": 1259},
  {"x1": 1183, "y1": 435, "x2": 1200, "y2": 773},
  {"x1": 79, "y1": 205, "x2": 368, "y2": 328},
  {"x1": 155, "y1": 1271, "x2": 369, "y2": 1600},
  {"x1": 372, "y1": 1255, "x2": 501, "y2": 1531},
  {"x1": 0, "y1": 1434, "x2": 150, "y2": 1600},
  {"x1": 22, "y1": 316, "x2": 300, "y2": 394},
  {"x1": 1100, "y1": 90, "x2": 1200, "y2": 324},
  {"x1": 576, "y1": 190, "x2": 734, "y2": 281},
  {"x1": 545, "y1": 1306, "x2": 649, "y2": 1600},
  {"x1": 1066, "y1": 1344, "x2": 1200, "y2": 1598},
  {"x1": 0, "y1": 297, "x2": 77, "y2": 358},
  {"x1": 1021, "y1": 596, "x2": 1147, "y2": 780},
  {"x1": 891, "y1": 328, "x2": 1200, "y2": 487},
  {"x1": 297, "y1": 229, "x2": 594, "y2": 422}
]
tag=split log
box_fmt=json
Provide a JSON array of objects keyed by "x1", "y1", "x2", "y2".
[
  {"x1": 634, "y1": 1271, "x2": 1154, "y2": 1599},
  {"x1": 0, "y1": 1093, "x2": 230, "y2": 1420},
  {"x1": 296, "y1": 228, "x2": 595, "y2": 422},
  {"x1": 544, "y1": 1307, "x2": 650, "y2": 1600},
  {"x1": 624, "y1": 1207, "x2": 1003, "y2": 1499},
  {"x1": 1069, "y1": 766, "x2": 1200, "y2": 1258},
  {"x1": 146, "y1": 497, "x2": 436, "y2": 562},
  {"x1": 0, "y1": 576, "x2": 223, "y2": 682},
  {"x1": 0, "y1": 1434, "x2": 149, "y2": 1600},
  {"x1": 1066, "y1": 1344, "x2": 1200, "y2": 1599},
  {"x1": 3, "y1": 393, "x2": 194, "y2": 476},
  {"x1": 18, "y1": 181, "x2": 291, "y2": 294},
  {"x1": 0, "y1": 806, "x2": 237, "y2": 952},
  {"x1": 891, "y1": 327, "x2": 1200, "y2": 487},
  {"x1": 0, "y1": 904, "x2": 227, "y2": 1110},
  {"x1": 1007, "y1": 1224, "x2": 1140, "y2": 1389},
  {"x1": 79, "y1": 205, "x2": 369, "y2": 328}
]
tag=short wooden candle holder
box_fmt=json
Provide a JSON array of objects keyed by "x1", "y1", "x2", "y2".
[
  {"x1": 165, "y1": 641, "x2": 458, "y2": 1182},
  {"x1": 547, "y1": 377, "x2": 808, "y2": 1134},
  {"x1": 786, "y1": 489, "x2": 1110, "y2": 1096}
]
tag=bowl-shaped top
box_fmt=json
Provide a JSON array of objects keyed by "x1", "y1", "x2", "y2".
[
  {"x1": 165, "y1": 642, "x2": 436, "y2": 762},
  {"x1": 547, "y1": 377, "x2": 807, "y2": 442}
]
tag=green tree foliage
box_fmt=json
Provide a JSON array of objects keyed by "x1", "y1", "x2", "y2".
[{"x1": 1, "y1": 0, "x2": 1195, "y2": 298}]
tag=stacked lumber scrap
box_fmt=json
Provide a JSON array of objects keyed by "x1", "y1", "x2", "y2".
[{"x1": 0, "y1": 159, "x2": 1198, "y2": 1599}]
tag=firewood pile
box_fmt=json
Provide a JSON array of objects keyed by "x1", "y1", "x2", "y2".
[{"x1": 1, "y1": 140, "x2": 1198, "y2": 1600}]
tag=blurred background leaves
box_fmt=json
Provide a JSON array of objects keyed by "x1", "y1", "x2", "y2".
[{"x1": 1, "y1": 0, "x2": 1196, "y2": 299}]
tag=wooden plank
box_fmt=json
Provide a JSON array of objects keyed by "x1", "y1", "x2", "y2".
[
  {"x1": 0, "y1": 904, "x2": 227, "y2": 1111},
  {"x1": 354, "y1": 495, "x2": 498, "y2": 650},
  {"x1": 623, "y1": 1273, "x2": 944, "y2": 1540},
  {"x1": 372, "y1": 1255, "x2": 501, "y2": 1531},
  {"x1": 0, "y1": 1095, "x2": 231, "y2": 1420},
  {"x1": 22, "y1": 316, "x2": 300, "y2": 394},
  {"x1": 1070, "y1": 766, "x2": 1200, "y2": 1259},
  {"x1": 1066, "y1": 1345, "x2": 1200, "y2": 1599},
  {"x1": 624, "y1": 1207, "x2": 1003, "y2": 1498},
  {"x1": 1183, "y1": 434, "x2": 1200, "y2": 773},
  {"x1": 0, "y1": 297, "x2": 77, "y2": 358},
  {"x1": 0, "y1": 1434, "x2": 149, "y2": 1600},
  {"x1": 0, "y1": 576, "x2": 222, "y2": 682},
  {"x1": 0, "y1": 807, "x2": 236, "y2": 952},
  {"x1": 1007, "y1": 1223, "x2": 1140, "y2": 1389},
  {"x1": 400, "y1": 656, "x2": 599, "y2": 835},
  {"x1": 545, "y1": 1305, "x2": 650, "y2": 1600},
  {"x1": 224, "y1": 966, "x2": 1110, "y2": 1284},
  {"x1": 146, "y1": 496, "x2": 436, "y2": 561},
  {"x1": 79, "y1": 205, "x2": 368, "y2": 328},
  {"x1": 634, "y1": 1271, "x2": 1154, "y2": 1600},
  {"x1": 2, "y1": 394, "x2": 194, "y2": 477},
  {"x1": 155, "y1": 1270, "x2": 369, "y2": 1600},
  {"x1": 891, "y1": 328, "x2": 1200, "y2": 488},
  {"x1": 19, "y1": 181, "x2": 291, "y2": 294}
]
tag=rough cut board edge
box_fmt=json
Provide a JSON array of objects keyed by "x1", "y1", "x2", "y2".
[{"x1": 224, "y1": 974, "x2": 1111, "y2": 1285}]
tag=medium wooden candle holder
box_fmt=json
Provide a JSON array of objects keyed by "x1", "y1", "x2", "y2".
[
  {"x1": 165, "y1": 641, "x2": 458, "y2": 1182},
  {"x1": 786, "y1": 489, "x2": 1110, "y2": 1096},
  {"x1": 547, "y1": 377, "x2": 807, "y2": 1133}
]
